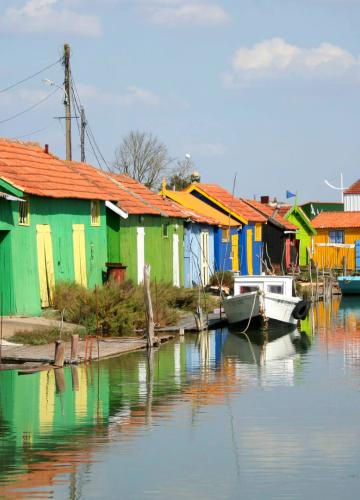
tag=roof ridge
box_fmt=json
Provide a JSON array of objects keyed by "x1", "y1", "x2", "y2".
[{"x1": 106, "y1": 173, "x2": 167, "y2": 216}]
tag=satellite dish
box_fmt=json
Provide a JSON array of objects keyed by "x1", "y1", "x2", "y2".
[{"x1": 185, "y1": 153, "x2": 191, "y2": 160}]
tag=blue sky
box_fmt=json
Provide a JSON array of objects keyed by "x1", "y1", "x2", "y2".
[{"x1": 1, "y1": 0, "x2": 360, "y2": 202}]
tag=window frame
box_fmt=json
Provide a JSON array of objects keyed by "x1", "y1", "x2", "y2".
[
  {"x1": 329, "y1": 230, "x2": 344, "y2": 244},
  {"x1": 255, "y1": 223, "x2": 262, "y2": 242},
  {"x1": 18, "y1": 197, "x2": 30, "y2": 226},
  {"x1": 222, "y1": 227, "x2": 230, "y2": 243},
  {"x1": 90, "y1": 200, "x2": 101, "y2": 227}
]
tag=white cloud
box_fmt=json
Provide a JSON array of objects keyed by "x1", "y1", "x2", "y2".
[
  {"x1": 144, "y1": 2, "x2": 230, "y2": 27},
  {"x1": 223, "y1": 38, "x2": 360, "y2": 87},
  {"x1": 2, "y1": 0, "x2": 101, "y2": 36}
]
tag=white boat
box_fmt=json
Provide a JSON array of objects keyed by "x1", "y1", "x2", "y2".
[{"x1": 222, "y1": 274, "x2": 309, "y2": 326}]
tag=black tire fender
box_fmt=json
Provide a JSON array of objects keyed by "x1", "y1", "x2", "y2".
[{"x1": 292, "y1": 300, "x2": 310, "y2": 320}]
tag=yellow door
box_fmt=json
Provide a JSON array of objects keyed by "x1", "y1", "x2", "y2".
[
  {"x1": 36, "y1": 224, "x2": 55, "y2": 307},
  {"x1": 231, "y1": 234, "x2": 239, "y2": 271},
  {"x1": 73, "y1": 224, "x2": 87, "y2": 287},
  {"x1": 246, "y1": 229, "x2": 253, "y2": 275}
]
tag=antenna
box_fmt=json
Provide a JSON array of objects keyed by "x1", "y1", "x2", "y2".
[{"x1": 324, "y1": 173, "x2": 348, "y2": 202}]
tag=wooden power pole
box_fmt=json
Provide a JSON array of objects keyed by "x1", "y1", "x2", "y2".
[
  {"x1": 63, "y1": 43, "x2": 72, "y2": 161},
  {"x1": 80, "y1": 106, "x2": 86, "y2": 162}
]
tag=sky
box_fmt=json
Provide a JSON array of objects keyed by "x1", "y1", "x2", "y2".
[{"x1": 1, "y1": 0, "x2": 360, "y2": 202}]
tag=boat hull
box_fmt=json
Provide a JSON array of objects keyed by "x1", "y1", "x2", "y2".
[
  {"x1": 338, "y1": 276, "x2": 360, "y2": 295},
  {"x1": 222, "y1": 292, "x2": 260, "y2": 325},
  {"x1": 222, "y1": 292, "x2": 300, "y2": 326}
]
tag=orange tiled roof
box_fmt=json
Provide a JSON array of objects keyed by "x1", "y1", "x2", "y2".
[
  {"x1": 242, "y1": 199, "x2": 298, "y2": 230},
  {"x1": 277, "y1": 205, "x2": 292, "y2": 217},
  {"x1": 312, "y1": 211, "x2": 360, "y2": 229},
  {"x1": 162, "y1": 189, "x2": 239, "y2": 227},
  {"x1": 345, "y1": 179, "x2": 360, "y2": 195},
  {"x1": 185, "y1": 183, "x2": 266, "y2": 223},
  {"x1": 111, "y1": 174, "x2": 186, "y2": 218},
  {"x1": 0, "y1": 139, "x2": 112, "y2": 200}
]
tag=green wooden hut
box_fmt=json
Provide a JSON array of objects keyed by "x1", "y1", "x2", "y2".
[
  {"x1": 0, "y1": 140, "x2": 112, "y2": 316},
  {"x1": 105, "y1": 174, "x2": 187, "y2": 286},
  {"x1": 280, "y1": 205, "x2": 316, "y2": 267}
]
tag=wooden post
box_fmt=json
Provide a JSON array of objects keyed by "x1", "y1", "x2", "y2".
[
  {"x1": 342, "y1": 256, "x2": 347, "y2": 277},
  {"x1": 54, "y1": 340, "x2": 65, "y2": 367},
  {"x1": 194, "y1": 304, "x2": 204, "y2": 332},
  {"x1": 144, "y1": 264, "x2": 155, "y2": 348},
  {"x1": 70, "y1": 334, "x2": 79, "y2": 363}
]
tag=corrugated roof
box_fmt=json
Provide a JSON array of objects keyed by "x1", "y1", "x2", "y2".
[
  {"x1": 242, "y1": 199, "x2": 298, "y2": 230},
  {"x1": 312, "y1": 211, "x2": 360, "y2": 229},
  {"x1": 162, "y1": 190, "x2": 239, "y2": 227},
  {"x1": 344, "y1": 179, "x2": 360, "y2": 195},
  {"x1": 0, "y1": 139, "x2": 112, "y2": 200},
  {"x1": 185, "y1": 183, "x2": 266, "y2": 223}
]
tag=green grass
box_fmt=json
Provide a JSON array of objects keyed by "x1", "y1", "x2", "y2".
[
  {"x1": 10, "y1": 327, "x2": 85, "y2": 346},
  {"x1": 52, "y1": 280, "x2": 218, "y2": 337}
]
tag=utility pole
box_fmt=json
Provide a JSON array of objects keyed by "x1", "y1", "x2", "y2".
[
  {"x1": 80, "y1": 106, "x2": 87, "y2": 162},
  {"x1": 63, "y1": 43, "x2": 72, "y2": 161}
]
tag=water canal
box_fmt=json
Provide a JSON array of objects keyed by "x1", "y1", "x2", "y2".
[{"x1": 1, "y1": 297, "x2": 360, "y2": 499}]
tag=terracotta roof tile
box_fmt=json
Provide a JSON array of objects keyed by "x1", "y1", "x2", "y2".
[
  {"x1": 186, "y1": 183, "x2": 266, "y2": 223},
  {"x1": 344, "y1": 179, "x2": 360, "y2": 195},
  {"x1": 242, "y1": 199, "x2": 298, "y2": 230},
  {"x1": 312, "y1": 211, "x2": 360, "y2": 229},
  {"x1": 0, "y1": 140, "x2": 112, "y2": 200}
]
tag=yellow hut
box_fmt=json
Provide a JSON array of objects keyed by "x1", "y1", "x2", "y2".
[{"x1": 311, "y1": 211, "x2": 360, "y2": 270}]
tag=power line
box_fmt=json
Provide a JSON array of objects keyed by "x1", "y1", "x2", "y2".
[
  {"x1": 15, "y1": 122, "x2": 54, "y2": 139},
  {"x1": 70, "y1": 73, "x2": 110, "y2": 170},
  {"x1": 0, "y1": 59, "x2": 61, "y2": 93},
  {"x1": 0, "y1": 87, "x2": 60, "y2": 125}
]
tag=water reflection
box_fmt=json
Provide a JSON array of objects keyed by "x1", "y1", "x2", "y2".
[{"x1": 1, "y1": 300, "x2": 360, "y2": 498}]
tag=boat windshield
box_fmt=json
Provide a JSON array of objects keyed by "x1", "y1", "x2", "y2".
[{"x1": 240, "y1": 286, "x2": 258, "y2": 293}]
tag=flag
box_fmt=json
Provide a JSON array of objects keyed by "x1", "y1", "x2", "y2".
[{"x1": 286, "y1": 190, "x2": 296, "y2": 199}]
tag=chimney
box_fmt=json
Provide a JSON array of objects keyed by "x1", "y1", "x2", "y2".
[
  {"x1": 44, "y1": 144, "x2": 49, "y2": 154},
  {"x1": 260, "y1": 195, "x2": 269, "y2": 204}
]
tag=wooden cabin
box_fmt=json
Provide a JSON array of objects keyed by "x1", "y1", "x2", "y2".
[
  {"x1": 278, "y1": 205, "x2": 316, "y2": 267},
  {"x1": 0, "y1": 140, "x2": 109, "y2": 316},
  {"x1": 160, "y1": 184, "x2": 239, "y2": 286},
  {"x1": 184, "y1": 183, "x2": 266, "y2": 275},
  {"x1": 311, "y1": 211, "x2": 360, "y2": 270},
  {"x1": 242, "y1": 198, "x2": 298, "y2": 272}
]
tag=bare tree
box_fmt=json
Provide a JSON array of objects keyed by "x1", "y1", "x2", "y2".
[
  {"x1": 112, "y1": 131, "x2": 171, "y2": 189},
  {"x1": 167, "y1": 155, "x2": 194, "y2": 190}
]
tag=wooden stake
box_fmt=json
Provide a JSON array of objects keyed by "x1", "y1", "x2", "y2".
[
  {"x1": 144, "y1": 264, "x2": 155, "y2": 348},
  {"x1": 70, "y1": 334, "x2": 79, "y2": 363},
  {"x1": 54, "y1": 340, "x2": 65, "y2": 367}
]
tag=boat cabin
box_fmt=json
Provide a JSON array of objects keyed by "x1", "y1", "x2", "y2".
[{"x1": 233, "y1": 274, "x2": 295, "y2": 297}]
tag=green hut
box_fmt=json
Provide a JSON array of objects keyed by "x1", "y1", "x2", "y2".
[
  {"x1": 281, "y1": 205, "x2": 316, "y2": 266},
  {"x1": 0, "y1": 140, "x2": 110, "y2": 316}
]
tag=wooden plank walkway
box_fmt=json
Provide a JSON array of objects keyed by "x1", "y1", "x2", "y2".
[{"x1": 0, "y1": 333, "x2": 175, "y2": 370}]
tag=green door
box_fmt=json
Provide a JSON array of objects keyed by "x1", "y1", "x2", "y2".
[{"x1": 0, "y1": 231, "x2": 14, "y2": 315}]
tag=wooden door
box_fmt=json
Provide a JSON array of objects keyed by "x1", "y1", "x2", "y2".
[
  {"x1": 0, "y1": 231, "x2": 13, "y2": 315},
  {"x1": 200, "y1": 231, "x2": 210, "y2": 285},
  {"x1": 173, "y1": 233, "x2": 180, "y2": 287},
  {"x1": 137, "y1": 227, "x2": 145, "y2": 284},
  {"x1": 246, "y1": 229, "x2": 253, "y2": 275},
  {"x1": 231, "y1": 234, "x2": 239, "y2": 271},
  {"x1": 36, "y1": 224, "x2": 55, "y2": 307},
  {"x1": 72, "y1": 224, "x2": 87, "y2": 287}
]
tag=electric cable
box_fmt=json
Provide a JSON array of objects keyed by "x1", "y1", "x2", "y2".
[
  {"x1": 0, "y1": 59, "x2": 61, "y2": 93},
  {"x1": 16, "y1": 122, "x2": 54, "y2": 139},
  {"x1": 0, "y1": 87, "x2": 60, "y2": 125}
]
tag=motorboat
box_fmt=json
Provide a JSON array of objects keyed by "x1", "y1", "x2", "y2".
[
  {"x1": 221, "y1": 274, "x2": 310, "y2": 326},
  {"x1": 338, "y1": 275, "x2": 360, "y2": 295}
]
